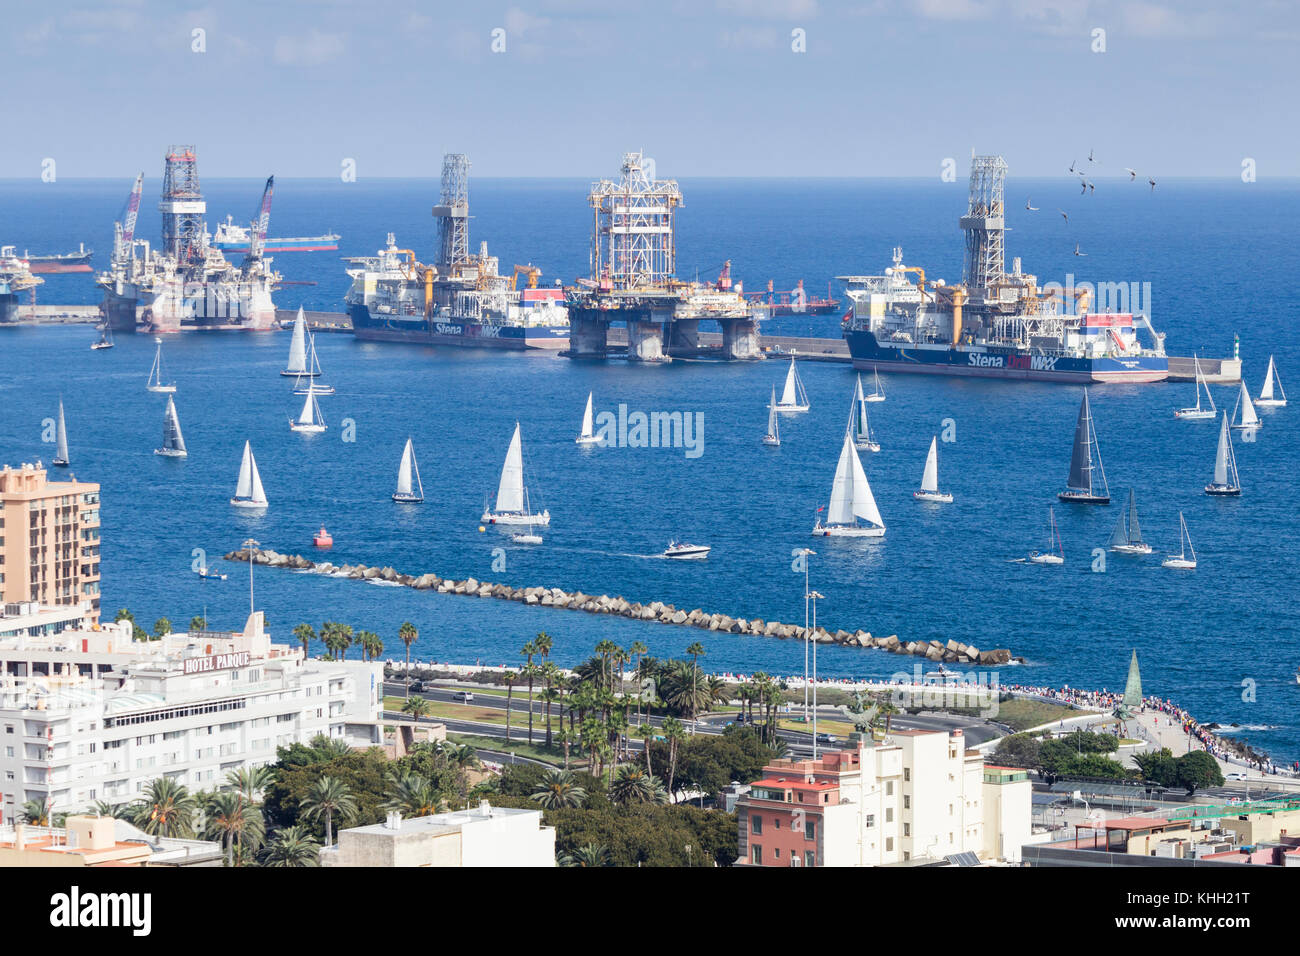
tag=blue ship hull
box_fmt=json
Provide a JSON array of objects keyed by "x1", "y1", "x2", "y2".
[
  {"x1": 349, "y1": 304, "x2": 569, "y2": 350},
  {"x1": 843, "y1": 329, "x2": 1167, "y2": 383}
]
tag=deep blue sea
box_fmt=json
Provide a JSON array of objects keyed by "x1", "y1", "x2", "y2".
[{"x1": 1, "y1": 176, "x2": 1297, "y2": 760}]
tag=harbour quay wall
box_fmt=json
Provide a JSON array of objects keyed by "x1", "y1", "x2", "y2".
[{"x1": 224, "y1": 548, "x2": 1019, "y2": 666}]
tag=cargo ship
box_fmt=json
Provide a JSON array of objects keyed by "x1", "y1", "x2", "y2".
[
  {"x1": 748, "y1": 279, "x2": 840, "y2": 316},
  {"x1": 0, "y1": 246, "x2": 42, "y2": 323},
  {"x1": 211, "y1": 216, "x2": 339, "y2": 253},
  {"x1": 23, "y1": 242, "x2": 93, "y2": 274},
  {"x1": 346, "y1": 233, "x2": 569, "y2": 350},
  {"x1": 840, "y1": 249, "x2": 1167, "y2": 383}
]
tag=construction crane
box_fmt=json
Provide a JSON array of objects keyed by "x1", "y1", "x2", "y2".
[
  {"x1": 510, "y1": 264, "x2": 541, "y2": 291},
  {"x1": 112, "y1": 173, "x2": 144, "y2": 264},
  {"x1": 246, "y1": 176, "x2": 274, "y2": 262}
]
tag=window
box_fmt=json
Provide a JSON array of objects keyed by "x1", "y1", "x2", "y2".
[
  {"x1": 774, "y1": 847, "x2": 781, "y2": 860},
  {"x1": 751, "y1": 813, "x2": 762, "y2": 835},
  {"x1": 949, "y1": 803, "x2": 953, "y2": 816},
  {"x1": 865, "y1": 814, "x2": 875, "y2": 829},
  {"x1": 805, "y1": 820, "x2": 815, "y2": 840},
  {"x1": 886, "y1": 808, "x2": 893, "y2": 823},
  {"x1": 885, "y1": 781, "x2": 894, "y2": 796},
  {"x1": 751, "y1": 845, "x2": 763, "y2": 865},
  {"x1": 904, "y1": 795, "x2": 910, "y2": 809},
  {"x1": 903, "y1": 767, "x2": 910, "y2": 781},
  {"x1": 804, "y1": 851, "x2": 815, "y2": 868},
  {"x1": 904, "y1": 823, "x2": 910, "y2": 836},
  {"x1": 886, "y1": 837, "x2": 894, "y2": 852}
]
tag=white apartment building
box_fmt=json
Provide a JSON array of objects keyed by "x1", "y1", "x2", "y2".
[
  {"x1": 321, "y1": 802, "x2": 556, "y2": 867},
  {"x1": 737, "y1": 729, "x2": 1032, "y2": 867},
  {"x1": 0, "y1": 611, "x2": 382, "y2": 820}
]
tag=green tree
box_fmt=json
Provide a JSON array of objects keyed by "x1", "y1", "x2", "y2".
[
  {"x1": 299, "y1": 775, "x2": 357, "y2": 847},
  {"x1": 190, "y1": 615, "x2": 207, "y2": 632},
  {"x1": 152, "y1": 617, "x2": 173, "y2": 640},
  {"x1": 502, "y1": 670, "x2": 518, "y2": 744},
  {"x1": 293, "y1": 623, "x2": 316, "y2": 660},
  {"x1": 521, "y1": 639, "x2": 539, "y2": 744},
  {"x1": 402, "y1": 695, "x2": 430, "y2": 720},
  {"x1": 531, "y1": 768, "x2": 588, "y2": 809},
  {"x1": 992, "y1": 733, "x2": 1043, "y2": 771},
  {"x1": 114, "y1": 608, "x2": 134, "y2": 623},
  {"x1": 382, "y1": 772, "x2": 447, "y2": 817},
  {"x1": 662, "y1": 717, "x2": 686, "y2": 801},
  {"x1": 609, "y1": 765, "x2": 667, "y2": 806},
  {"x1": 1175, "y1": 751, "x2": 1225, "y2": 794},
  {"x1": 204, "y1": 791, "x2": 265, "y2": 866},
  {"x1": 135, "y1": 778, "x2": 197, "y2": 838},
  {"x1": 226, "y1": 765, "x2": 274, "y2": 801},
  {"x1": 398, "y1": 621, "x2": 418, "y2": 695},
  {"x1": 685, "y1": 642, "x2": 706, "y2": 723},
  {"x1": 20, "y1": 798, "x2": 53, "y2": 826},
  {"x1": 1133, "y1": 747, "x2": 1179, "y2": 787},
  {"x1": 560, "y1": 843, "x2": 612, "y2": 867},
  {"x1": 261, "y1": 825, "x2": 321, "y2": 867}
]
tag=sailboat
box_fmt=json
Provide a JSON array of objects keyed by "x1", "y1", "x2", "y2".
[
  {"x1": 775, "y1": 357, "x2": 810, "y2": 412},
  {"x1": 281, "y1": 307, "x2": 315, "y2": 377},
  {"x1": 913, "y1": 436, "x2": 952, "y2": 503},
  {"x1": 230, "y1": 440, "x2": 268, "y2": 510},
  {"x1": 848, "y1": 375, "x2": 879, "y2": 452},
  {"x1": 289, "y1": 388, "x2": 327, "y2": 433},
  {"x1": 1205, "y1": 412, "x2": 1241, "y2": 496},
  {"x1": 1028, "y1": 508, "x2": 1065, "y2": 564},
  {"x1": 864, "y1": 367, "x2": 886, "y2": 403},
  {"x1": 575, "y1": 392, "x2": 601, "y2": 445},
  {"x1": 812, "y1": 431, "x2": 885, "y2": 537},
  {"x1": 762, "y1": 386, "x2": 781, "y2": 446},
  {"x1": 146, "y1": 340, "x2": 176, "y2": 393},
  {"x1": 1161, "y1": 512, "x2": 1197, "y2": 569},
  {"x1": 52, "y1": 399, "x2": 70, "y2": 467},
  {"x1": 1108, "y1": 489, "x2": 1152, "y2": 554},
  {"x1": 292, "y1": 334, "x2": 334, "y2": 394},
  {"x1": 1230, "y1": 381, "x2": 1261, "y2": 430},
  {"x1": 1058, "y1": 388, "x2": 1110, "y2": 504},
  {"x1": 392, "y1": 438, "x2": 424, "y2": 503},
  {"x1": 482, "y1": 423, "x2": 551, "y2": 526},
  {"x1": 1174, "y1": 354, "x2": 1216, "y2": 420},
  {"x1": 90, "y1": 325, "x2": 114, "y2": 350},
  {"x1": 1257, "y1": 355, "x2": 1287, "y2": 408},
  {"x1": 154, "y1": 394, "x2": 188, "y2": 458}
]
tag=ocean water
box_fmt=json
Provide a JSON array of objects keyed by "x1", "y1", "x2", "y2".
[{"x1": 1, "y1": 176, "x2": 1297, "y2": 760}]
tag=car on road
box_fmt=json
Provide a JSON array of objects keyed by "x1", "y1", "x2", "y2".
[
  {"x1": 1225, "y1": 771, "x2": 1249, "y2": 781},
  {"x1": 451, "y1": 691, "x2": 474, "y2": 703},
  {"x1": 815, "y1": 733, "x2": 836, "y2": 744},
  {"x1": 409, "y1": 681, "x2": 424, "y2": 693}
]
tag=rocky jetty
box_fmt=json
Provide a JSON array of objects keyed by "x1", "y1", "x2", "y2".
[{"x1": 224, "y1": 548, "x2": 1019, "y2": 665}]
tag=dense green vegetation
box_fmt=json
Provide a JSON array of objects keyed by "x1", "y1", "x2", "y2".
[{"x1": 993, "y1": 731, "x2": 1226, "y2": 792}]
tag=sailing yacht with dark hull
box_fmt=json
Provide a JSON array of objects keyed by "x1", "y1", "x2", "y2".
[
  {"x1": 1058, "y1": 389, "x2": 1110, "y2": 504},
  {"x1": 1205, "y1": 412, "x2": 1241, "y2": 496}
]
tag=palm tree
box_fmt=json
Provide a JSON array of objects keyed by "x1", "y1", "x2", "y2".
[
  {"x1": 336, "y1": 623, "x2": 354, "y2": 660},
  {"x1": 355, "y1": 630, "x2": 383, "y2": 662},
  {"x1": 300, "y1": 776, "x2": 357, "y2": 847},
  {"x1": 502, "y1": 670, "x2": 518, "y2": 743},
  {"x1": 190, "y1": 614, "x2": 207, "y2": 632},
  {"x1": 637, "y1": 723, "x2": 658, "y2": 775},
  {"x1": 560, "y1": 843, "x2": 611, "y2": 867},
  {"x1": 662, "y1": 717, "x2": 686, "y2": 802},
  {"x1": 114, "y1": 608, "x2": 134, "y2": 623},
  {"x1": 90, "y1": 799, "x2": 137, "y2": 820},
  {"x1": 204, "y1": 791, "x2": 265, "y2": 866},
  {"x1": 530, "y1": 768, "x2": 587, "y2": 809},
  {"x1": 225, "y1": 765, "x2": 273, "y2": 801},
  {"x1": 135, "y1": 778, "x2": 197, "y2": 838},
  {"x1": 593, "y1": 640, "x2": 621, "y2": 692},
  {"x1": 153, "y1": 617, "x2": 173, "y2": 640},
  {"x1": 556, "y1": 726, "x2": 575, "y2": 769},
  {"x1": 629, "y1": 640, "x2": 648, "y2": 724},
  {"x1": 398, "y1": 621, "x2": 418, "y2": 695},
  {"x1": 609, "y1": 765, "x2": 667, "y2": 805},
  {"x1": 382, "y1": 772, "x2": 447, "y2": 817},
  {"x1": 540, "y1": 666, "x2": 561, "y2": 749},
  {"x1": 402, "y1": 695, "x2": 430, "y2": 721},
  {"x1": 262, "y1": 825, "x2": 320, "y2": 867},
  {"x1": 521, "y1": 639, "x2": 539, "y2": 744},
  {"x1": 293, "y1": 623, "x2": 316, "y2": 660},
  {"x1": 685, "y1": 641, "x2": 706, "y2": 725},
  {"x1": 20, "y1": 798, "x2": 53, "y2": 826}
]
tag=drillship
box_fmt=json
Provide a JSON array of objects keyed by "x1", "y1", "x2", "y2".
[
  {"x1": 0, "y1": 246, "x2": 42, "y2": 324},
  {"x1": 96, "y1": 146, "x2": 280, "y2": 333},
  {"x1": 840, "y1": 156, "x2": 1168, "y2": 384},
  {"x1": 345, "y1": 154, "x2": 570, "y2": 350}
]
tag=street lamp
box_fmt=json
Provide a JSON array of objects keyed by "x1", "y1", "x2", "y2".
[
  {"x1": 808, "y1": 590, "x2": 824, "y2": 758},
  {"x1": 797, "y1": 548, "x2": 816, "y2": 727},
  {"x1": 242, "y1": 537, "x2": 259, "y2": 616}
]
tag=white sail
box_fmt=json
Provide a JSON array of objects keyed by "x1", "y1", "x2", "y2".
[
  {"x1": 296, "y1": 390, "x2": 317, "y2": 426},
  {"x1": 286, "y1": 308, "x2": 308, "y2": 374},
  {"x1": 397, "y1": 439, "x2": 415, "y2": 496},
  {"x1": 1236, "y1": 382, "x2": 1259, "y2": 426},
  {"x1": 236, "y1": 441, "x2": 254, "y2": 498},
  {"x1": 1196, "y1": 356, "x2": 1215, "y2": 411},
  {"x1": 249, "y1": 451, "x2": 266, "y2": 504},
  {"x1": 920, "y1": 436, "x2": 939, "y2": 493},
  {"x1": 495, "y1": 423, "x2": 526, "y2": 514},
  {"x1": 1261, "y1": 356, "x2": 1276, "y2": 401},
  {"x1": 767, "y1": 386, "x2": 779, "y2": 439},
  {"x1": 55, "y1": 400, "x2": 69, "y2": 463},
  {"x1": 781, "y1": 359, "x2": 799, "y2": 406},
  {"x1": 580, "y1": 392, "x2": 594, "y2": 439},
  {"x1": 1213, "y1": 413, "x2": 1232, "y2": 486},
  {"x1": 828, "y1": 432, "x2": 883, "y2": 529},
  {"x1": 163, "y1": 395, "x2": 186, "y2": 453}
]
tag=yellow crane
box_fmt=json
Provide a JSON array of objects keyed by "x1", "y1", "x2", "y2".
[{"x1": 509, "y1": 264, "x2": 541, "y2": 291}]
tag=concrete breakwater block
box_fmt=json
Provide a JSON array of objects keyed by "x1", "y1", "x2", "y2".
[{"x1": 223, "y1": 549, "x2": 1020, "y2": 663}]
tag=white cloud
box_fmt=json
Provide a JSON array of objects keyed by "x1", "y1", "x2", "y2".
[
  {"x1": 911, "y1": 0, "x2": 994, "y2": 20},
  {"x1": 717, "y1": 0, "x2": 819, "y2": 17},
  {"x1": 273, "y1": 30, "x2": 344, "y2": 66}
]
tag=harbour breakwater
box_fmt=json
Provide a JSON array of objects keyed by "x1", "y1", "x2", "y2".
[{"x1": 224, "y1": 548, "x2": 1020, "y2": 666}]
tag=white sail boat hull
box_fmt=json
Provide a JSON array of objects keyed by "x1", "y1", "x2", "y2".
[
  {"x1": 812, "y1": 522, "x2": 885, "y2": 538},
  {"x1": 147, "y1": 385, "x2": 177, "y2": 394},
  {"x1": 1162, "y1": 557, "x2": 1196, "y2": 569},
  {"x1": 1111, "y1": 543, "x2": 1153, "y2": 555},
  {"x1": 1255, "y1": 399, "x2": 1286, "y2": 407},
  {"x1": 913, "y1": 491, "x2": 953, "y2": 503},
  {"x1": 230, "y1": 498, "x2": 267, "y2": 510},
  {"x1": 485, "y1": 424, "x2": 549, "y2": 526},
  {"x1": 483, "y1": 509, "x2": 551, "y2": 526},
  {"x1": 762, "y1": 435, "x2": 781, "y2": 446},
  {"x1": 154, "y1": 448, "x2": 188, "y2": 458},
  {"x1": 511, "y1": 533, "x2": 544, "y2": 544},
  {"x1": 1028, "y1": 553, "x2": 1064, "y2": 565},
  {"x1": 1174, "y1": 408, "x2": 1215, "y2": 420}
]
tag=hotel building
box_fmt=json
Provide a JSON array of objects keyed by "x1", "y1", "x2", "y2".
[
  {"x1": 0, "y1": 612, "x2": 382, "y2": 821},
  {"x1": 0, "y1": 463, "x2": 101, "y2": 627},
  {"x1": 736, "y1": 729, "x2": 1032, "y2": 867}
]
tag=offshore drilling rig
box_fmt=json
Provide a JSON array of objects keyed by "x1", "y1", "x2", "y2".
[
  {"x1": 0, "y1": 247, "x2": 42, "y2": 324},
  {"x1": 96, "y1": 146, "x2": 280, "y2": 332},
  {"x1": 563, "y1": 152, "x2": 760, "y2": 362}
]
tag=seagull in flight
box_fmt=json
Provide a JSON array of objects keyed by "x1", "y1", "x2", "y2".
[
  {"x1": 1088, "y1": 181, "x2": 1095, "y2": 194},
  {"x1": 1026, "y1": 198, "x2": 1038, "y2": 211},
  {"x1": 1080, "y1": 180, "x2": 1087, "y2": 194},
  {"x1": 1088, "y1": 149, "x2": 1095, "y2": 163},
  {"x1": 1124, "y1": 168, "x2": 1137, "y2": 181},
  {"x1": 1074, "y1": 244, "x2": 1088, "y2": 256},
  {"x1": 1148, "y1": 177, "x2": 1157, "y2": 192},
  {"x1": 1059, "y1": 209, "x2": 1069, "y2": 223},
  {"x1": 1069, "y1": 160, "x2": 1077, "y2": 174}
]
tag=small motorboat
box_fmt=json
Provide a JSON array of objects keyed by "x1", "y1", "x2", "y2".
[
  {"x1": 313, "y1": 526, "x2": 334, "y2": 548},
  {"x1": 196, "y1": 567, "x2": 227, "y2": 581},
  {"x1": 662, "y1": 539, "x2": 711, "y2": 560}
]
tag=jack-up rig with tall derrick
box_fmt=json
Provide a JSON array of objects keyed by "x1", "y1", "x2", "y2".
[
  {"x1": 96, "y1": 146, "x2": 280, "y2": 332},
  {"x1": 0, "y1": 247, "x2": 42, "y2": 324},
  {"x1": 563, "y1": 152, "x2": 760, "y2": 362},
  {"x1": 839, "y1": 154, "x2": 1168, "y2": 383},
  {"x1": 345, "y1": 153, "x2": 569, "y2": 350}
]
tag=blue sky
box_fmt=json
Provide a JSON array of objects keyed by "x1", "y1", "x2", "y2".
[{"x1": 3, "y1": 0, "x2": 1297, "y2": 179}]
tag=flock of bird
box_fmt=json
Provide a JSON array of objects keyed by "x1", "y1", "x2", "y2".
[{"x1": 1023, "y1": 148, "x2": 1156, "y2": 258}]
